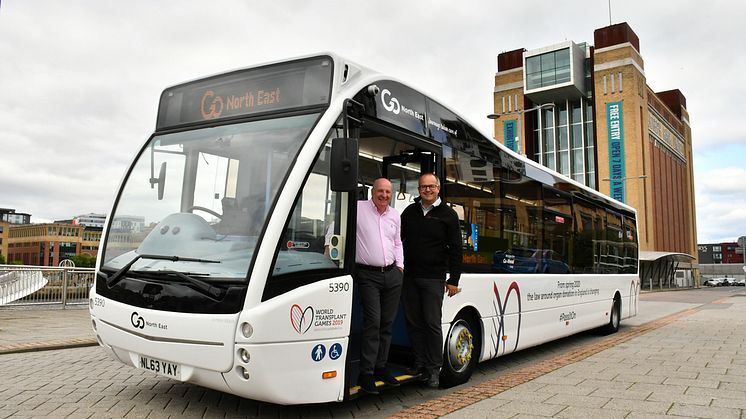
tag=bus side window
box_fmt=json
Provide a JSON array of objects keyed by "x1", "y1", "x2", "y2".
[
  {"x1": 541, "y1": 187, "x2": 571, "y2": 274},
  {"x1": 499, "y1": 169, "x2": 543, "y2": 274},
  {"x1": 571, "y1": 200, "x2": 597, "y2": 274},
  {"x1": 604, "y1": 211, "x2": 624, "y2": 274},
  {"x1": 443, "y1": 148, "x2": 503, "y2": 273},
  {"x1": 623, "y1": 215, "x2": 638, "y2": 274}
]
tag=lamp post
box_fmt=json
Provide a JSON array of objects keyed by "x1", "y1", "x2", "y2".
[
  {"x1": 738, "y1": 236, "x2": 746, "y2": 279},
  {"x1": 600, "y1": 175, "x2": 648, "y2": 182},
  {"x1": 488, "y1": 103, "x2": 555, "y2": 156}
]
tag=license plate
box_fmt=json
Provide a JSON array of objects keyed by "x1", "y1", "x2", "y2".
[{"x1": 138, "y1": 355, "x2": 181, "y2": 380}]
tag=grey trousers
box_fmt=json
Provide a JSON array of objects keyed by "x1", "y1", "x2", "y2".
[
  {"x1": 402, "y1": 276, "x2": 445, "y2": 372},
  {"x1": 357, "y1": 268, "x2": 403, "y2": 375}
]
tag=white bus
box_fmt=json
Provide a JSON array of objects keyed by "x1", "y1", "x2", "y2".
[{"x1": 90, "y1": 53, "x2": 639, "y2": 405}]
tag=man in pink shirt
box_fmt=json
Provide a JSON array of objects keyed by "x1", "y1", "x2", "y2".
[{"x1": 355, "y1": 177, "x2": 404, "y2": 394}]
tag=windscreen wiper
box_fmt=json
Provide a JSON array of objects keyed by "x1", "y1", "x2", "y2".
[
  {"x1": 157, "y1": 270, "x2": 226, "y2": 300},
  {"x1": 104, "y1": 253, "x2": 220, "y2": 288}
]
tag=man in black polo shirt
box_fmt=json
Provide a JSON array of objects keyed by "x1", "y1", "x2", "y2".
[{"x1": 401, "y1": 173, "x2": 461, "y2": 388}]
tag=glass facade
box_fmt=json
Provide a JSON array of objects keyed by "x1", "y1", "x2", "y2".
[
  {"x1": 525, "y1": 48, "x2": 571, "y2": 90},
  {"x1": 532, "y1": 98, "x2": 596, "y2": 189}
]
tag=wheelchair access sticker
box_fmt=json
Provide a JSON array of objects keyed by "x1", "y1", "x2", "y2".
[{"x1": 329, "y1": 343, "x2": 342, "y2": 360}]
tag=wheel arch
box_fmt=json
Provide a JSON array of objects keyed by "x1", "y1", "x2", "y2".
[
  {"x1": 447, "y1": 305, "x2": 482, "y2": 356},
  {"x1": 611, "y1": 289, "x2": 622, "y2": 318}
]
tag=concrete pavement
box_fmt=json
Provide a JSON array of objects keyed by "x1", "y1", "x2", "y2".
[
  {"x1": 1, "y1": 288, "x2": 745, "y2": 418},
  {"x1": 395, "y1": 288, "x2": 746, "y2": 418},
  {"x1": 0, "y1": 306, "x2": 95, "y2": 354}
]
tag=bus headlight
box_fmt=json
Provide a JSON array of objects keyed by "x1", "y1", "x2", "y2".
[
  {"x1": 237, "y1": 366, "x2": 250, "y2": 380},
  {"x1": 241, "y1": 322, "x2": 253, "y2": 338},
  {"x1": 239, "y1": 348, "x2": 250, "y2": 363}
]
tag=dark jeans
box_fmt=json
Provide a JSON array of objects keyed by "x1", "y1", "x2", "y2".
[
  {"x1": 402, "y1": 276, "x2": 445, "y2": 372},
  {"x1": 357, "y1": 267, "x2": 403, "y2": 375}
]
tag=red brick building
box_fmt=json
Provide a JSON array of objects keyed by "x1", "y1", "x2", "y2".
[{"x1": 6, "y1": 223, "x2": 101, "y2": 266}]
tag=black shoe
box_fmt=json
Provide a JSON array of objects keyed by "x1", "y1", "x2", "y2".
[
  {"x1": 404, "y1": 366, "x2": 425, "y2": 376},
  {"x1": 357, "y1": 374, "x2": 379, "y2": 395},
  {"x1": 426, "y1": 369, "x2": 440, "y2": 389},
  {"x1": 405, "y1": 366, "x2": 429, "y2": 382},
  {"x1": 375, "y1": 368, "x2": 400, "y2": 387}
]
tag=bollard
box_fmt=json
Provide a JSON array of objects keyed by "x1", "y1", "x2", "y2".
[{"x1": 62, "y1": 267, "x2": 68, "y2": 309}]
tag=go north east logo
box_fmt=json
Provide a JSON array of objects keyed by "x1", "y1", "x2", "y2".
[
  {"x1": 290, "y1": 304, "x2": 314, "y2": 334},
  {"x1": 380, "y1": 88, "x2": 424, "y2": 121},
  {"x1": 201, "y1": 90, "x2": 224, "y2": 120},
  {"x1": 381, "y1": 89, "x2": 401, "y2": 114}
]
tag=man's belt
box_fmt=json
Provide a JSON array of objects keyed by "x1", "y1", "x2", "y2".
[{"x1": 356, "y1": 263, "x2": 397, "y2": 272}]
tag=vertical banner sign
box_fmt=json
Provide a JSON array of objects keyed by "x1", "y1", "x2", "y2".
[
  {"x1": 606, "y1": 101, "x2": 626, "y2": 202},
  {"x1": 504, "y1": 120, "x2": 517, "y2": 152}
]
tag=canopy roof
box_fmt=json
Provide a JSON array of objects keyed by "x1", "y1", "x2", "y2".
[{"x1": 639, "y1": 251, "x2": 695, "y2": 262}]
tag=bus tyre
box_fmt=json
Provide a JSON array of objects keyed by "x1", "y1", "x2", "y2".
[
  {"x1": 599, "y1": 297, "x2": 621, "y2": 335},
  {"x1": 440, "y1": 313, "x2": 480, "y2": 388}
]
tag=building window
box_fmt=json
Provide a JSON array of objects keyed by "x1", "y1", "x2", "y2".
[
  {"x1": 531, "y1": 98, "x2": 596, "y2": 189},
  {"x1": 542, "y1": 107, "x2": 556, "y2": 171},
  {"x1": 525, "y1": 48, "x2": 571, "y2": 90},
  {"x1": 557, "y1": 102, "x2": 569, "y2": 176}
]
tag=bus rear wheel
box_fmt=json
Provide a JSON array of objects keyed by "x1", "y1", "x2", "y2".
[
  {"x1": 440, "y1": 312, "x2": 480, "y2": 388},
  {"x1": 599, "y1": 297, "x2": 621, "y2": 335}
]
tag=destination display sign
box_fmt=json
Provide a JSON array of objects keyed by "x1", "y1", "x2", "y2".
[
  {"x1": 156, "y1": 57, "x2": 333, "y2": 130},
  {"x1": 368, "y1": 80, "x2": 428, "y2": 137},
  {"x1": 359, "y1": 80, "x2": 476, "y2": 145},
  {"x1": 357, "y1": 80, "x2": 502, "y2": 167}
]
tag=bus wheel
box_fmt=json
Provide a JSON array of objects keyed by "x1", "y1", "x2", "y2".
[
  {"x1": 440, "y1": 313, "x2": 480, "y2": 388},
  {"x1": 599, "y1": 297, "x2": 621, "y2": 335}
]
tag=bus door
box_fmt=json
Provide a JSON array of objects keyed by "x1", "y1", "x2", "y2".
[
  {"x1": 345, "y1": 120, "x2": 442, "y2": 383},
  {"x1": 383, "y1": 150, "x2": 437, "y2": 213}
]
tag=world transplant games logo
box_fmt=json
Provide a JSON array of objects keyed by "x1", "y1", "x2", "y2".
[{"x1": 290, "y1": 304, "x2": 314, "y2": 334}]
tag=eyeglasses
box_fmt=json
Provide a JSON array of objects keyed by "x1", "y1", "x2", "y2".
[{"x1": 418, "y1": 184, "x2": 439, "y2": 190}]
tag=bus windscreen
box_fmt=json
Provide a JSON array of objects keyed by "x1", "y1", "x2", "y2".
[{"x1": 156, "y1": 56, "x2": 333, "y2": 129}]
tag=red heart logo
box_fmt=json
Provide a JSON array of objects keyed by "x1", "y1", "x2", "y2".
[{"x1": 290, "y1": 304, "x2": 314, "y2": 334}]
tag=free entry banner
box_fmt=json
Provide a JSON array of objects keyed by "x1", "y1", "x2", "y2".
[{"x1": 606, "y1": 101, "x2": 626, "y2": 203}]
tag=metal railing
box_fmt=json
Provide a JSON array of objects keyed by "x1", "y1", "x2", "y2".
[{"x1": 0, "y1": 265, "x2": 95, "y2": 308}]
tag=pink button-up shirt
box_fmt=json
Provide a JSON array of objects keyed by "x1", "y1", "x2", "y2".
[{"x1": 356, "y1": 200, "x2": 404, "y2": 269}]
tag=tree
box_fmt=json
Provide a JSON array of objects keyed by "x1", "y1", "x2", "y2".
[
  {"x1": 0, "y1": 253, "x2": 6, "y2": 264},
  {"x1": 70, "y1": 253, "x2": 96, "y2": 268}
]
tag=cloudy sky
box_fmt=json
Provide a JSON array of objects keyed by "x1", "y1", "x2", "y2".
[{"x1": 1, "y1": 0, "x2": 744, "y2": 244}]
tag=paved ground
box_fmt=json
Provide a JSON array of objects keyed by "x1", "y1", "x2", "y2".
[
  {"x1": 0, "y1": 306, "x2": 95, "y2": 354},
  {"x1": 1, "y1": 287, "x2": 744, "y2": 418},
  {"x1": 412, "y1": 288, "x2": 746, "y2": 418}
]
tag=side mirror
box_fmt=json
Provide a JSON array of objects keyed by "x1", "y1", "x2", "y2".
[
  {"x1": 156, "y1": 162, "x2": 167, "y2": 200},
  {"x1": 330, "y1": 138, "x2": 358, "y2": 192}
]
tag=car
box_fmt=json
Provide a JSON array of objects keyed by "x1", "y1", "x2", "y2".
[
  {"x1": 733, "y1": 278, "x2": 746, "y2": 286},
  {"x1": 703, "y1": 277, "x2": 725, "y2": 287},
  {"x1": 721, "y1": 277, "x2": 739, "y2": 286}
]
